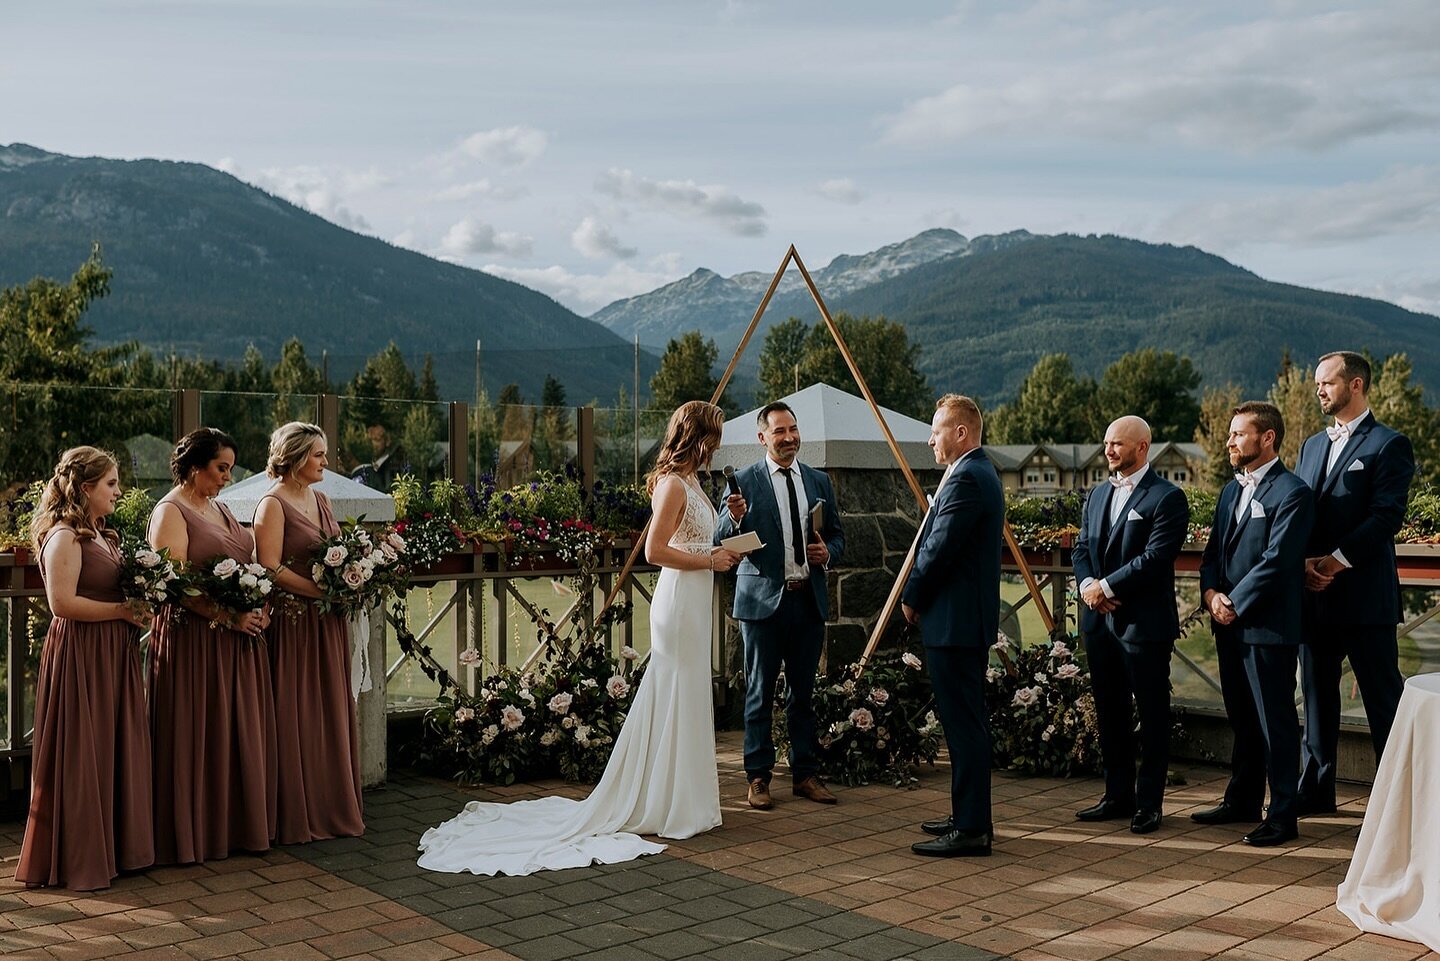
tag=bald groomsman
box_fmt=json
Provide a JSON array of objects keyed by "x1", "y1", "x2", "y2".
[
  {"x1": 1295, "y1": 351, "x2": 1415, "y2": 815},
  {"x1": 1072, "y1": 416, "x2": 1190, "y2": 834},
  {"x1": 1196, "y1": 402, "x2": 1314, "y2": 846}
]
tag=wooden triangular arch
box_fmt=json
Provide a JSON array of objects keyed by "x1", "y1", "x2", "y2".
[{"x1": 598, "y1": 245, "x2": 1054, "y2": 663}]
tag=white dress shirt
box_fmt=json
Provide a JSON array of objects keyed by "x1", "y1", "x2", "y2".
[
  {"x1": 1234, "y1": 455, "x2": 1278, "y2": 523},
  {"x1": 766, "y1": 456, "x2": 810, "y2": 582},
  {"x1": 1324, "y1": 408, "x2": 1369, "y2": 569},
  {"x1": 1081, "y1": 463, "x2": 1150, "y2": 600}
]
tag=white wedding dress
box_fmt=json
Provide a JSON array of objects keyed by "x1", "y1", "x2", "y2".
[{"x1": 417, "y1": 477, "x2": 722, "y2": 876}]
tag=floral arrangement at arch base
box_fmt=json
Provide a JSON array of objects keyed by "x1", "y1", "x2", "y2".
[{"x1": 985, "y1": 632, "x2": 1101, "y2": 776}]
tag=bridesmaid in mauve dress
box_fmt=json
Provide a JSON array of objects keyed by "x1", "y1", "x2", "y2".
[
  {"x1": 253, "y1": 421, "x2": 364, "y2": 842},
  {"x1": 16, "y1": 447, "x2": 154, "y2": 890},
  {"x1": 147, "y1": 427, "x2": 277, "y2": 864}
]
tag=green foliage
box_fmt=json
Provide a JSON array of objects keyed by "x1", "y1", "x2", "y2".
[
  {"x1": 1184, "y1": 487, "x2": 1219, "y2": 543},
  {"x1": 111, "y1": 487, "x2": 156, "y2": 542},
  {"x1": 770, "y1": 314, "x2": 933, "y2": 419},
  {"x1": 1400, "y1": 483, "x2": 1440, "y2": 543},
  {"x1": 1372, "y1": 353, "x2": 1440, "y2": 487},
  {"x1": 649, "y1": 331, "x2": 735, "y2": 413},
  {"x1": 1092, "y1": 348, "x2": 1201, "y2": 440},
  {"x1": 987, "y1": 354, "x2": 1096, "y2": 443},
  {"x1": 1193, "y1": 383, "x2": 1243, "y2": 492},
  {"x1": 1266, "y1": 352, "x2": 1324, "y2": 468},
  {"x1": 756, "y1": 317, "x2": 809, "y2": 403},
  {"x1": 986, "y1": 635, "x2": 1100, "y2": 776},
  {"x1": 1005, "y1": 490, "x2": 1085, "y2": 548}
]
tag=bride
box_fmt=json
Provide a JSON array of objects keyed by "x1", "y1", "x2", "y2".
[{"x1": 417, "y1": 401, "x2": 742, "y2": 876}]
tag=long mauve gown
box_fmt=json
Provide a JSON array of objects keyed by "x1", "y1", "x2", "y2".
[
  {"x1": 149, "y1": 499, "x2": 277, "y2": 863},
  {"x1": 262, "y1": 491, "x2": 364, "y2": 843},
  {"x1": 16, "y1": 533, "x2": 154, "y2": 890}
]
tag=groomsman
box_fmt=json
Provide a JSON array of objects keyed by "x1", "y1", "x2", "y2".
[
  {"x1": 1295, "y1": 351, "x2": 1415, "y2": 814},
  {"x1": 902, "y1": 395, "x2": 1003, "y2": 858},
  {"x1": 1072, "y1": 416, "x2": 1189, "y2": 834},
  {"x1": 717, "y1": 402, "x2": 846, "y2": 810},
  {"x1": 1195, "y1": 402, "x2": 1314, "y2": 846}
]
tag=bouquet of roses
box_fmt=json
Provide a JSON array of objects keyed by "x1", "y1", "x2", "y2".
[
  {"x1": 117, "y1": 536, "x2": 182, "y2": 614},
  {"x1": 310, "y1": 519, "x2": 407, "y2": 615},
  {"x1": 184, "y1": 556, "x2": 274, "y2": 627}
]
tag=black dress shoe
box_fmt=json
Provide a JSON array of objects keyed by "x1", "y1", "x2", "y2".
[
  {"x1": 1190, "y1": 801, "x2": 1263, "y2": 825},
  {"x1": 1130, "y1": 810, "x2": 1162, "y2": 834},
  {"x1": 921, "y1": 816, "x2": 953, "y2": 837},
  {"x1": 912, "y1": 829, "x2": 992, "y2": 857},
  {"x1": 1242, "y1": 820, "x2": 1298, "y2": 847},
  {"x1": 1294, "y1": 796, "x2": 1337, "y2": 817},
  {"x1": 1075, "y1": 798, "x2": 1136, "y2": 822}
]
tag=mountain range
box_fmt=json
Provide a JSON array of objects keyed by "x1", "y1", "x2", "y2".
[
  {"x1": 593, "y1": 230, "x2": 1440, "y2": 404},
  {"x1": 0, "y1": 144, "x2": 653, "y2": 403}
]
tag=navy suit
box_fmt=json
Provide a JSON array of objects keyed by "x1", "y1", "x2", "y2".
[
  {"x1": 1199, "y1": 462, "x2": 1314, "y2": 824},
  {"x1": 1072, "y1": 470, "x2": 1189, "y2": 812},
  {"x1": 1294, "y1": 415, "x2": 1415, "y2": 803},
  {"x1": 901, "y1": 448, "x2": 1003, "y2": 833},
  {"x1": 716, "y1": 460, "x2": 845, "y2": 782}
]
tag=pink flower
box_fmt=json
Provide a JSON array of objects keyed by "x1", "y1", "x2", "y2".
[
  {"x1": 548, "y1": 692, "x2": 573, "y2": 715},
  {"x1": 868, "y1": 688, "x2": 890, "y2": 707},
  {"x1": 341, "y1": 565, "x2": 365, "y2": 589},
  {"x1": 500, "y1": 705, "x2": 525, "y2": 732},
  {"x1": 620, "y1": 646, "x2": 640, "y2": 661},
  {"x1": 1012, "y1": 686, "x2": 1041, "y2": 708},
  {"x1": 849, "y1": 707, "x2": 875, "y2": 731},
  {"x1": 1050, "y1": 640, "x2": 1071, "y2": 659},
  {"x1": 606, "y1": 675, "x2": 629, "y2": 699},
  {"x1": 1056, "y1": 663, "x2": 1082, "y2": 679},
  {"x1": 324, "y1": 545, "x2": 348, "y2": 567},
  {"x1": 458, "y1": 648, "x2": 482, "y2": 666},
  {"x1": 454, "y1": 706, "x2": 474, "y2": 723}
]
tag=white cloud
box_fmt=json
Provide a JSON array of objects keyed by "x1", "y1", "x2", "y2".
[
  {"x1": 816, "y1": 178, "x2": 863, "y2": 204},
  {"x1": 438, "y1": 216, "x2": 534, "y2": 258},
  {"x1": 457, "y1": 125, "x2": 549, "y2": 168},
  {"x1": 571, "y1": 217, "x2": 637, "y2": 259},
  {"x1": 884, "y1": 3, "x2": 1440, "y2": 151},
  {"x1": 217, "y1": 158, "x2": 381, "y2": 232},
  {"x1": 482, "y1": 261, "x2": 686, "y2": 313},
  {"x1": 595, "y1": 167, "x2": 766, "y2": 236},
  {"x1": 1159, "y1": 166, "x2": 1440, "y2": 248},
  {"x1": 431, "y1": 179, "x2": 526, "y2": 202}
]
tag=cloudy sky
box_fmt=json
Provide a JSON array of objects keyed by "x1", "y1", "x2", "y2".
[{"x1": 5, "y1": 0, "x2": 1439, "y2": 316}]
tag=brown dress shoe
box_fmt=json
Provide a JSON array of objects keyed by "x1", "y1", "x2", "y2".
[
  {"x1": 747, "y1": 778, "x2": 773, "y2": 810},
  {"x1": 793, "y1": 776, "x2": 837, "y2": 804}
]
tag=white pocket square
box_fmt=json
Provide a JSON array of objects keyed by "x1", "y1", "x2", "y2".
[
  {"x1": 1250, "y1": 500, "x2": 1266, "y2": 519},
  {"x1": 1126, "y1": 508, "x2": 1143, "y2": 522},
  {"x1": 1347, "y1": 459, "x2": 1365, "y2": 472}
]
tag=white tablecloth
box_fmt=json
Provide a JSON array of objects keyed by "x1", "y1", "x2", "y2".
[{"x1": 1337, "y1": 672, "x2": 1440, "y2": 952}]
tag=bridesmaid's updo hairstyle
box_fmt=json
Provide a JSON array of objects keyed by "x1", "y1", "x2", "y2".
[
  {"x1": 266, "y1": 422, "x2": 325, "y2": 479},
  {"x1": 171, "y1": 427, "x2": 238, "y2": 485},
  {"x1": 31, "y1": 446, "x2": 120, "y2": 549},
  {"x1": 645, "y1": 401, "x2": 725, "y2": 495}
]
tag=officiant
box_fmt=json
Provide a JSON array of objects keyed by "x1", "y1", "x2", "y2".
[{"x1": 716, "y1": 401, "x2": 845, "y2": 811}]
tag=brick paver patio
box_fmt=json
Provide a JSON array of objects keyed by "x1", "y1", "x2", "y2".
[{"x1": 2, "y1": 731, "x2": 1435, "y2": 961}]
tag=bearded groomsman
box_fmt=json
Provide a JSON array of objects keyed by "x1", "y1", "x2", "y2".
[
  {"x1": 1195, "y1": 402, "x2": 1314, "y2": 846},
  {"x1": 902, "y1": 395, "x2": 1003, "y2": 858},
  {"x1": 1072, "y1": 416, "x2": 1189, "y2": 835},
  {"x1": 1295, "y1": 351, "x2": 1415, "y2": 815}
]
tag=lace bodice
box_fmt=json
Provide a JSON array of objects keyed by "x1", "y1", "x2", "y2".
[{"x1": 667, "y1": 477, "x2": 717, "y2": 556}]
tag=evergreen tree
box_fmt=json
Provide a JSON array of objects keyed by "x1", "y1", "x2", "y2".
[
  {"x1": 1266, "y1": 352, "x2": 1323, "y2": 468},
  {"x1": 1371, "y1": 352, "x2": 1440, "y2": 486},
  {"x1": 1192, "y1": 383, "x2": 1244, "y2": 491},
  {"x1": 796, "y1": 314, "x2": 931, "y2": 419},
  {"x1": 985, "y1": 354, "x2": 1096, "y2": 443},
  {"x1": 1092, "y1": 348, "x2": 1201, "y2": 441},
  {"x1": 272, "y1": 337, "x2": 325, "y2": 424},
  {"x1": 420, "y1": 354, "x2": 440, "y2": 403},
  {"x1": 649, "y1": 331, "x2": 735, "y2": 413},
  {"x1": 756, "y1": 317, "x2": 810, "y2": 403}
]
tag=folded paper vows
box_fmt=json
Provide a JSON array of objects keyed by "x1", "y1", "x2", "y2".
[
  {"x1": 810, "y1": 499, "x2": 825, "y2": 533},
  {"x1": 720, "y1": 531, "x2": 764, "y2": 553}
]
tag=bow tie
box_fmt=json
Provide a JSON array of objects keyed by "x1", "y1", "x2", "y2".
[
  {"x1": 1326, "y1": 422, "x2": 1350, "y2": 443},
  {"x1": 1108, "y1": 474, "x2": 1134, "y2": 490},
  {"x1": 1235, "y1": 471, "x2": 1260, "y2": 489}
]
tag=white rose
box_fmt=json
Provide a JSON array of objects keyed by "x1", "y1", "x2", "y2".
[
  {"x1": 620, "y1": 646, "x2": 640, "y2": 661},
  {"x1": 133, "y1": 575, "x2": 146, "y2": 585},
  {"x1": 548, "y1": 692, "x2": 573, "y2": 714},
  {"x1": 985, "y1": 667, "x2": 1002, "y2": 683},
  {"x1": 868, "y1": 687, "x2": 890, "y2": 707},
  {"x1": 136, "y1": 549, "x2": 162, "y2": 568},
  {"x1": 519, "y1": 688, "x2": 535, "y2": 705},
  {"x1": 540, "y1": 729, "x2": 559, "y2": 747},
  {"x1": 458, "y1": 648, "x2": 482, "y2": 666},
  {"x1": 581, "y1": 678, "x2": 598, "y2": 689},
  {"x1": 341, "y1": 566, "x2": 365, "y2": 589},
  {"x1": 238, "y1": 572, "x2": 258, "y2": 589},
  {"x1": 1056, "y1": 663, "x2": 1082, "y2": 679},
  {"x1": 573, "y1": 723, "x2": 592, "y2": 745},
  {"x1": 901, "y1": 652, "x2": 922, "y2": 670},
  {"x1": 1012, "y1": 686, "x2": 1041, "y2": 708},
  {"x1": 212, "y1": 558, "x2": 240, "y2": 578},
  {"x1": 245, "y1": 563, "x2": 266, "y2": 577},
  {"x1": 312, "y1": 563, "x2": 325, "y2": 582},
  {"x1": 849, "y1": 708, "x2": 875, "y2": 731},
  {"x1": 386, "y1": 531, "x2": 406, "y2": 551},
  {"x1": 500, "y1": 705, "x2": 526, "y2": 732},
  {"x1": 324, "y1": 546, "x2": 348, "y2": 567},
  {"x1": 258, "y1": 579, "x2": 272, "y2": 595},
  {"x1": 480, "y1": 724, "x2": 499, "y2": 746},
  {"x1": 606, "y1": 675, "x2": 630, "y2": 699},
  {"x1": 1051, "y1": 640, "x2": 1071, "y2": 659},
  {"x1": 454, "y1": 706, "x2": 474, "y2": 722},
  {"x1": 561, "y1": 715, "x2": 576, "y2": 729}
]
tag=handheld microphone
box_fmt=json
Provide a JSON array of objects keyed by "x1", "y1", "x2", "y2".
[{"x1": 723, "y1": 465, "x2": 740, "y2": 497}]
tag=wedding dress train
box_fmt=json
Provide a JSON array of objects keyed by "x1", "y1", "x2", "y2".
[{"x1": 417, "y1": 479, "x2": 721, "y2": 876}]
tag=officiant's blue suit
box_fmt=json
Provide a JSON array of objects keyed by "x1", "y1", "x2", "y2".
[
  {"x1": 1294, "y1": 414, "x2": 1414, "y2": 805},
  {"x1": 901, "y1": 448, "x2": 1003, "y2": 834},
  {"x1": 1072, "y1": 469, "x2": 1189, "y2": 813},
  {"x1": 716, "y1": 460, "x2": 844, "y2": 783},
  {"x1": 1199, "y1": 464, "x2": 1313, "y2": 825}
]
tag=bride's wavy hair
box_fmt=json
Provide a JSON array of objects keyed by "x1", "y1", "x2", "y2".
[
  {"x1": 645, "y1": 401, "x2": 725, "y2": 494},
  {"x1": 31, "y1": 446, "x2": 121, "y2": 550}
]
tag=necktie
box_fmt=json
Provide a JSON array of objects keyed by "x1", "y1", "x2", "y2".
[
  {"x1": 780, "y1": 467, "x2": 805, "y2": 567},
  {"x1": 1326, "y1": 422, "x2": 1350, "y2": 443}
]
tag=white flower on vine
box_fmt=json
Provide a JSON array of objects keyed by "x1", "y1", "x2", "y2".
[
  {"x1": 901, "y1": 652, "x2": 922, "y2": 670},
  {"x1": 1056, "y1": 662, "x2": 1081, "y2": 679},
  {"x1": 500, "y1": 705, "x2": 525, "y2": 732},
  {"x1": 849, "y1": 708, "x2": 875, "y2": 731},
  {"x1": 1012, "y1": 686, "x2": 1041, "y2": 708},
  {"x1": 548, "y1": 692, "x2": 572, "y2": 714},
  {"x1": 606, "y1": 675, "x2": 629, "y2": 699}
]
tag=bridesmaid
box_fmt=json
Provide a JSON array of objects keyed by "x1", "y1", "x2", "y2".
[
  {"x1": 16, "y1": 447, "x2": 154, "y2": 890},
  {"x1": 148, "y1": 427, "x2": 277, "y2": 863},
  {"x1": 253, "y1": 422, "x2": 364, "y2": 842}
]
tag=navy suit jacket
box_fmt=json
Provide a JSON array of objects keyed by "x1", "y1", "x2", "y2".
[
  {"x1": 715, "y1": 460, "x2": 844, "y2": 621},
  {"x1": 1199, "y1": 463, "x2": 1314, "y2": 646},
  {"x1": 901, "y1": 449, "x2": 1004, "y2": 650},
  {"x1": 1072, "y1": 470, "x2": 1190, "y2": 646},
  {"x1": 1294, "y1": 415, "x2": 1414, "y2": 627}
]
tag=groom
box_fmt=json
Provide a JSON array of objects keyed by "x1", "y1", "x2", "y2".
[{"x1": 717, "y1": 401, "x2": 845, "y2": 810}]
